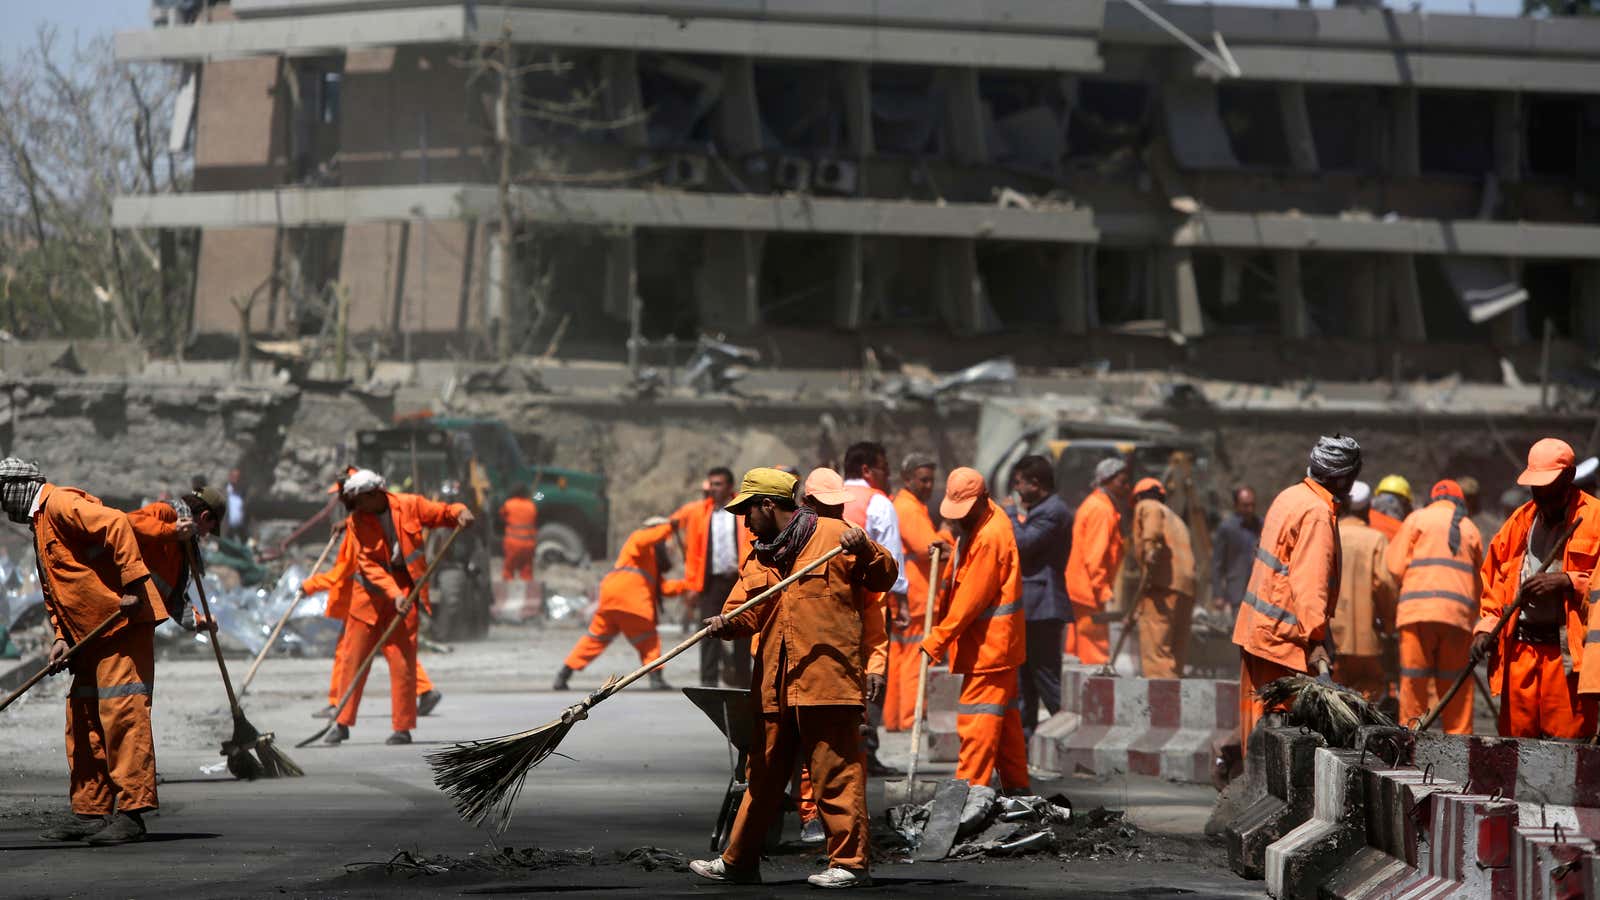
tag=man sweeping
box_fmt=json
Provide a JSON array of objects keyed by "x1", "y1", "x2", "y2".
[
  {"x1": 1387, "y1": 479, "x2": 1483, "y2": 734},
  {"x1": 922, "y1": 467, "x2": 1028, "y2": 795},
  {"x1": 1130, "y1": 477, "x2": 1196, "y2": 679},
  {"x1": 1330, "y1": 481, "x2": 1397, "y2": 704},
  {"x1": 553, "y1": 517, "x2": 687, "y2": 691},
  {"x1": 690, "y1": 467, "x2": 897, "y2": 890},
  {"x1": 1234, "y1": 435, "x2": 1360, "y2": 748},
  {"x1": 499, "y1": 483, "x2": 538, "y2": 591},
  {"x1": 1064, "y1": 457, "x2": 1129, "y2": 665},
  {"x1": 888, "y1": 453, "x2": 952, "y2": 733},
  {"x1": 127, "y1": 485, "x2": 226, "y2": 632},
  {"x1": 1474, "y1": 439, "x2": 1600, "y2": 738},
  {"x1": 324, "y1": 469, "x2": 473, "y2": 746},
  {"x1": 7, "y1": 459, "x2": 165, "y2": 845}
]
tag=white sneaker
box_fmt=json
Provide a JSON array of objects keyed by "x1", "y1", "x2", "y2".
[
  {"x1": 807, "y1": 867, "x2": 871, "y2": 889},
  {"x1": 800, "y1": 818, "x2": 826, "y2": 844},
  {"x1": 689, "y1": 857, "x2": 762, "y2": 884}
]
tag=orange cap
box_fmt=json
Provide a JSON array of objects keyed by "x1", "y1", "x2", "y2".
[
  {"x1": 803, "y1": 467, "x2": 852, "y2": 505},
  {"x1": 941, "y1": 467, "x2": 987, "y2": 519},
  {"x1": 1431, "y1": 479, "x2": 1464, "y2": 502},
  {"x1": 1133, "y1": 477, "x2": 1165, "y2": 497},
  {"x1": 1518, "y1": 438, "x2": 1576, "y2": 487}
]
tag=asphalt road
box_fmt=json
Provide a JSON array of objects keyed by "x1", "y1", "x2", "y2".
[{"x1": 0, "y1": 628, "x2": 1264, "y2": 899}]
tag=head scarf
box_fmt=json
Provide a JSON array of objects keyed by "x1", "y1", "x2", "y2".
[
  {"x1": 1307, "y1": 435, "x2": 1362, "y2": 484},
  {"x1": 341, "y1": 468, "x2": 386, "y2": 497},
  {"x1": 753, "y1": 504, "x2": 817, "y2": 573},
  {"x1": 1094, "y1": 457, "x2": 1129, "y2": 487},
  {"x1": 0, "y1": 458, "x2": 45, "y2": 524},
  {"x1": 1432, "y1": 480, "x2": 1469, "y2": 555}
]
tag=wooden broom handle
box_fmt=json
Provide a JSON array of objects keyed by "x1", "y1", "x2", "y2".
[
  {"x1": 188, "y1": 543, "x2": 244, "y2": 713},
  {"x1": 240, "y1": 527, "x2": 341, "y2": 695},
  {"x1": 905, "y1": 546, "x2": 943, "y2": 790},
  {"x1": 0, "y1": 610, "x2": 124, "y2": 714}
]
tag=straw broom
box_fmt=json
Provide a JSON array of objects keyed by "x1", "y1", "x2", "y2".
[
  {"x1": 429, "y1": 545, "x2": 845, "y2": 832},
  {"x1": 238, "y1": 527, "x2": 341, "y2": 698}
]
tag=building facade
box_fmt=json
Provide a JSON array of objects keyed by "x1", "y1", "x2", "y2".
[{"x1": 114, "y1": 0, "x2": 1600, "y2": 379}]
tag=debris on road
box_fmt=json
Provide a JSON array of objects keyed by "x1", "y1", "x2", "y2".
[{"x1": 887, "y1": 778, "x2": 1077, "y2": 860}]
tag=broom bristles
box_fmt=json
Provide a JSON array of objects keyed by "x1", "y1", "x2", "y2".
[
  {"x1": 255, "y1": 736, "x2": 304, "y2": 778},
  {"x1": 427, "y1": 717, "x2": 577, "y2": 832},
  {"x1": 1256, "y1": 673, "x2": 1394, "y2": 747}
]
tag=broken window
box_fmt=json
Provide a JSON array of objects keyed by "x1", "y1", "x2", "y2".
[
  {"x1": 285, "y1": 227, "x2": 344, "y2": 336},
  {"x1": 1523, "y1": 95, "x2": 1600, "y2": 180},
  {"x1": 1163, "y1": 81, "x2": 1240, "y2": 170},
  {"x1": 979, "y1": 73, "x2": 1071, "y2": 173},
  {"x1": 521, "y1": 51, "x2": 618, "y2": 146},
  {"x1": 1216, "y1": 84, "x2": 1290, "y2": 169},
  {"x1": 870, "y1": 66, "x2": 943, "y2": 156},
  {"x1": 755, "y1": 63, "x2": 844, "y2": 152},
  {"x1": 1418, "y1": 90, "x2": 1495, "y2": 176},
  {"x1": 1092, "y1": 248, "x2": 1153, "y2": 325},
  {"x1": 1067, "y1": 80, "x2": 1147, "y2": 161},
  {"x1": 635, "y1": 229, "x2": 705, "y2": 338},
  {"x1": 758, "y1": 236, "x2": 842, "y2": 326},
  {"x1": 637, "y1": 54, "x2": 720, "y2": 149},
  {"x1": 286, "y1": 56, "x2": 343, "y2": 184},
  {"x1": 1522, "y1": 261, "x2": 1577, "y2": 340},
  {"x1": 1192, "y1": 251, "x2": 1279, "y2": 335},
  {"x1": 976, "y1": 242, "x2": 1057, "y2": 326},
  {"x1": 1306, "y1": 87, "x2": 1382, "y2": 172}
]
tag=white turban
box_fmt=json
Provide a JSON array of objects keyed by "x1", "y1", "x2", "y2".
[
  {"x1": 1093, "y1": 457, "x2": 1128, "y2": 486},
  {"x1": 341, "y1": 468, "x2": 386, "y2": 497},
  {"x1": 1347, "y1": 480, "x2": 1372, "y2": 511}
]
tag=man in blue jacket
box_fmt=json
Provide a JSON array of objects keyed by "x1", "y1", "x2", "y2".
[{"x1": 1006, "y1": 454, "x2": 1073, "y2": 741}]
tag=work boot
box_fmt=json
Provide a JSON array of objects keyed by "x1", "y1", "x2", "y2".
[
  {"x1": 688, "y1": 857, "x2": 761, "y2": 884},
  {"x1": 324, "y1": 724, "x2": 350, "y2": 745},
  {"x1": 799, "y1": 818, "x2": 825, "y2": 845},
  {"x1": 311, "y1": 704, "x2": 336, "y2": 719},
  {"x1": 648, "y1": 670, "x2": 671, "y2": 691},
  {"x1": 417, "y1": 690, "x2": 443, "y2": 717},
  {"x1": 552, "y1": 666, "x2": 573, "y2": 691},
  {"x1": 386, "y1": 730, "x2": 412, "y2": 746},
  {"x1": 86, "y1": 811, "x2": 146, "y2": 846},
  {"x1": 806, "y1": 867, "x2": 871, "y2": 889},
  {"x1": 39, "y1": 814, "x2": 108, "y2": 842}
]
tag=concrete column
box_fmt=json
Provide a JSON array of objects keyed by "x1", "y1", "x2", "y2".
[
  {"x1": 601, "y1": 230, "x2": 636, "y2": 322},
  {"x1": 834, "y1": 236, "x2": 865, "y2": 328},
  {"x1": 1389, "y1": 87, "x2": 1420, "y2": 177},
  {"x1": 1389, "y1": 254, "x2": 1427, "y2": 341},
  {"x1": 1053, "y1": 245, "x2": 1092, "y2": 335},
  {"x1": 602, "y1": 51, "x2": 647, "y2": 149},
  {"x1": 1494, "y1": 92, "x2": 1523, "y2": 184},
  {"x1": 939, "y1": 68, "x2": 988, "y2": 165},
  {"x1": 1276, "y1": 84, "x2": 1320, "y2": 173},
  {"x1": 695, "y1": 231, "x2": 764, "y2": 330},
  {"x1": 1219, "y1": 253, "x2": 1243, "y2": 308},
  {"x1": 714, "y1": 57, "x2": 763, "y2": 157},
  {"x1": 1159, "y1": 248, "x2": 1204, "y2": 337},
  {"x1": 1274, "y1": 250, "x2": 1310, "y2": 339},
  {"x1": 842, "y1": 62, "x2": 873, "y2": 157},
  {"x1": 933, "y1": 238, "x2": 983, "y2": 333}
]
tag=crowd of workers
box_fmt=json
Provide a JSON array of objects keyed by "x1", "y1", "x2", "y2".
[{"x1": 9, "y1": 424, "x2": 1600, "y2": 887}]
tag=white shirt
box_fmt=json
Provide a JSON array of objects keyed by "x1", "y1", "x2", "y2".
[
  {"x1": 710, "y1": 507, "x2": 738, "y2": 576},
  {"x1": 845, "y1": 478, "x2": 908, "y2": 595},
  {"x1": 225, "y1": 484, "x2": 246, "y2": 528}
]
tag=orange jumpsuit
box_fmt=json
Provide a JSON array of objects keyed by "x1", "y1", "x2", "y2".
[
  {"x1": 887, "y1": 488, "x2": 951, "y2": 731},
  {"x1": 1330, "y1": 515, "x2": 1396, "y2": 704},
  {"x1": 33, "y1": 484, "x2": 165, "y2": 816},
  {"x1": 717, "y1": 516, "x2": 897, "y2": 876},
  {"x1": 499, "y1": 496, "x2": 538, "y2": 581},
  {"x1": 922, "y1": 499, "x2": 1028, "y2": 792},
  {"x1": 333, "y1": 491, "x2": 466, "y2": 732},
  {"x1": 126, "y1": 501, "x2": 193, "y2": 615},
  {"x1": 1232, "y1": 478, "x2": 1341, "y2": 746},
  {"x1": 1132, "y1": 497, "x2": 1196, "y2": 679},
  {"x1": 1064, "y1": 488, "x2": 1123, "y2": 665},
  {"x1": 301, "y1": 525, "x2": 435, "y2": 707},
  {"x1": 1386, "y1": 499, "x2": 1483, "y2": 734},
  {"x1": 563, "y1": 522, "x2": 688, "y2": 670},
  {"x1": 1476, "y1": 494, "x2": 1600, "y2": 739}
]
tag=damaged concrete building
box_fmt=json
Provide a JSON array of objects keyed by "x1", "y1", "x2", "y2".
[{"x1": 113, "y1": 0, "x2": 1600, "y2": 381}]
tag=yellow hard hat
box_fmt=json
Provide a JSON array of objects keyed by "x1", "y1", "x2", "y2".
[{"x1": 1375, "y1": 474, "x2": 1412, "y2": 502}]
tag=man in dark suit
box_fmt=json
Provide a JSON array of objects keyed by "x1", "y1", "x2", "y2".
[{"x1": 1006, "y1": 454, "x2": 1073, "y2": 741}]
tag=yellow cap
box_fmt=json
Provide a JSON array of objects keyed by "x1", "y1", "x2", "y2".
[
  {"x1": 726, "y1": 467, "x2": 798, "y2": 513},
  {"x1": 1375, "y1": 474, "x2": 1412, "y2": 502}
]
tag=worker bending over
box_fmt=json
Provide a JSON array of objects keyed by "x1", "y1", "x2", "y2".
[
  {"x1": 1064, "y1": 458, "x2": 1129, "y2": 665},
  {"x1": 1329, "y1": 482, "x2": 1396, "y2": 704},
  {"x1": 127, "y1": 486, "x2": 225, "y2": 632},
  {"x1": 1131, "y1": 477, "x2": 1196, "y2": 678},
  {"x1": 554, "y1": 517, "x2": 686, "y2": 690}
]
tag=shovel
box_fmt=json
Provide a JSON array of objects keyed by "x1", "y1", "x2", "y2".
[{"x1": 884, "y1": 546, "x2": 944, "y2": 806}]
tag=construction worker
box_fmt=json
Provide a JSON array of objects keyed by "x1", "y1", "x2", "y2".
[
  {"x1": 922, "y1": 466, "x2": 1028, "y2": 794},
  {"x1": 840, "y1": 441, "x2": 907, "y2": 777},
  {"x1": 553, "y1": 517, "x2": 686, "y2": 690},
  {"x1": 887, "y1": 453, "x2": 952, "y2": 733},
  {"x1": 671, "y1": 467, "x2": 750, "y2": 688},
  {"x1": 1330, "y1": 481, "x2": 1397, "y2": 704},
  {"x1": 499, "y1": 483, "x2": 538, "y2": 585},
  {"x1": 323, "y1": 469, "x2": 473, "y2": 746},
  {"x1": 1387, "y1": 480, "x2": 1484, "y2": 734},
  {"x1": 127, "y1": 486, "x2": 226, "y2": 632},
  {"x1": 1370, "y1": 475, "x2": 1412, "y2": 540},
  {"x1": 1006, "y1": 454, "x2": 1072, "y2": 740},
  {"x1": 690, "y1": 468, "x2": 897, "y2": 889},
  {"x1": 1474, "y1": 439, "x2": 1600, "y2": 739},
  {"x1": 1131, "y1": 477, "x2": 1196, "y2": 679},
  {"x1": 1064, "y1": 457, "x2": 1129, "y2": 665},
  {"x1": 302, "y1": 472, "x2": 442, "y2": 719},
  {"x1": 1235, "y1": 435, "x2": 1361, "y2": 746},
  {"x1": 1212, "y1": 487, "x2": 1260, "y2": 612},
  {"x1": 7, "y1": 459, "x2": 165, "y2": 845}
]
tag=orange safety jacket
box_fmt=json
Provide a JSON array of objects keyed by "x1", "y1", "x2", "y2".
[
  {"x1": 1065, "y1": 488, "x2": 1124, "y2": 611},
  {"x1": 33, "y1": 484, "x2": 162, "y2": 643},
  {"x1": 127, "y1": 500, "x2": 195, "y2": 611},
  {"x1": 893, "y1": 488, "x2": 952, "y2": 618},
  {"x1": 922, "y1": 499, "x2": 1025, "y2": 675},
  {"x1": 1231, "y1": 478, "x2": 1341, "y2": 673},
  {"x1": 1477, "y1": 492, "x2": 1600, "y2": 696},
  {"x1": 672, "y1": 496, "x2": 753, "y2": 594},
  {"x1": 500, "y1": 496, "x2": 539, "y2": 548},
  {"x1": 1385, "y1": 499, "x2": 1484, "y2": 632},
  {"x1": 347, "y1": 491, "x2": 468, "y2": 625},
  {"x1": 1332, "y1": 515, "x2": 1396, "y2": 658},
  {"x1": 1132, "y1": 497, "x2": 1196, "y2": 598},
  {"x1": 301, "y1": 522, "x2": 356, "y2": 620},
  {"x1": 596, "y1": 521, "x2": 691, "y2": 620}
]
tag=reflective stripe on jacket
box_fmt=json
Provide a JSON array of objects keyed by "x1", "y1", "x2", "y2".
[
  {"x1": 922, "y1": 499, "x2": 1025, "y2": 675},
  {"x1": 1386, "y1": 499, "x2": 1483, "y2": 632},
  {"x1": 1230, "y1": 478, "x2": 1341, "y2": 673}
]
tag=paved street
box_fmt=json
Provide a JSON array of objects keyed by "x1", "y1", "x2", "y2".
[{"x1": 0, "y1": 628, "x2": 1263, "y2": 898}]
